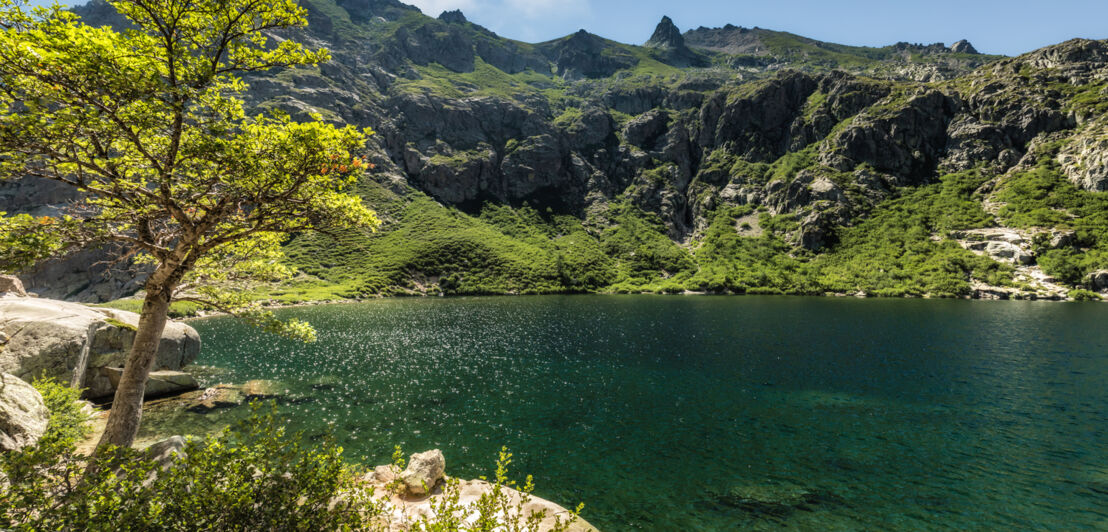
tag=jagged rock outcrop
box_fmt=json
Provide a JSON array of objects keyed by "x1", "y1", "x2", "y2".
[
  {"x1": 644, "y1": 16, "x2": 705, "y2": 68},
  {"x1": 0, "y1": 298, "x2": 200, "y2": 399},
  {"x1": 437, "y1": 9, "x2": 466, "y2": 24},
  {"x1": 951, "y1": 39, "x2": 979, "y2": 54},
  {"x1": 645, "y1": 16, "x2": 684, "y2": 49},
  {"x1": 1058, "y1": 118, "x2": 1108, "y2": 192},
  {"x1": 0, "y1": 373, "x2": 49, "y2": 451}
]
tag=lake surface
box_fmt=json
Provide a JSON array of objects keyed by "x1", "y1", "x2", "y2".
[{"x1": 146, "y1": 296, "x2": 1108, "y2": 530}]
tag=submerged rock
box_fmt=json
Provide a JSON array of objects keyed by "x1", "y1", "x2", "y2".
[
  {"x1": 400, "y1": 449, "x2": 446, "y2": 495},
  {"x1": 0, "y1": 373, "x2": 49, "y2": 451},
  {"x1": 184, "y1": 385, "x2": 245, "y2": 413},
  {"x1": 103, "y1": 368, "x2": 199, "y2": 399},
  {"x1": 241, "y1": 379, "x2": 285, "y2": 398},
  {"x1": 715, "y1": 482, "x2": 841, "y2": 517}
]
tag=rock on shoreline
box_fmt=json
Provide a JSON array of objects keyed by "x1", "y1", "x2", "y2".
[
  {"x1": 0, "y1": 297, "x2": 200, "y2": 399},
  {"x1": 0, "y1": 373, "x2": 49, "y2": 451},
  {"x1": 364, "y1": 449, "x2": 595, "y2": 531}
]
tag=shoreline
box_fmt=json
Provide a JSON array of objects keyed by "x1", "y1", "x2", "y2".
[{"x1": 177, "y1": 287, "x2": 1105, "y2": 320}]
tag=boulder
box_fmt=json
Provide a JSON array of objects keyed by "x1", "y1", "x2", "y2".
[
  {"x1": 144, "y1": 435, "x2": 188, "y2": 468},
  {"x1": 0, "y1": 275, "x2": 27, "y2": 297},
  {"x1": 984, "y1": 241, "x2": 1034, "y2": 265},
  {"x1": 0, "y1": 373, "x2": 49, "y2": 451},
  {"x1": 0, "y1": 298, "x2": 200, "y2": 399},
  {"x1": 1089, "y1": 270, "x2": 1108, "y2": 291},
  {"x1": 400, "y1": 449, "x2": 446, "y2": 495}
]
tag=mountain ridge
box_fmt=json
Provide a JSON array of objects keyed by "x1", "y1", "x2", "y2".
[{"x1": 6, "y1": 0, "x2": 1108, "y2": 303}]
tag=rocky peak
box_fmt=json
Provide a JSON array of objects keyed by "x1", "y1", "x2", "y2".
[
  {"x1": 951, "y1": 39, "x2": 979, "y2": 54},
  {"x1": 646, "y1": 16, "x2": 684, "y2": 49},
  {"x1": 334, "y1": 0, "x2": 418, "y2": 22},
  {"x1": 438, "y1": 9, "x2": 467, "y2": 24}
]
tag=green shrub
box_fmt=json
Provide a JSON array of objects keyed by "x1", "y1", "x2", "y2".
[
  {"x1": 1069, "y1": 289, "x2": 1102, "y2": 301},
  {"x1": 0, "y1": 394, "x2": 583, "y2": 532}
]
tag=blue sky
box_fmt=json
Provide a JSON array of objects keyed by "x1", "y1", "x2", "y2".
[{"x1": 33, "y1": 0, "x2": 1108, "y2": 56}]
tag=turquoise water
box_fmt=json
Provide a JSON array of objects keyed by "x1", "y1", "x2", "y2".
[{"x1": 151, "y1": 296, "x2": 1108, "y2": 530}]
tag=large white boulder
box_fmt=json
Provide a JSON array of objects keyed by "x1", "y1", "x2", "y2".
[
  {"x1": 0, "y1": 373, "x2": 49, "y2": 451},
  {"x1": 400, "y1": 449, "x2": 446, "y2": 495},
  {"x1": 0, "y1": 298, "x2": 200, "y2": 399}
]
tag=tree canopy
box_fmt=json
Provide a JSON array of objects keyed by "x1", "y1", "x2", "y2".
[{"x1": 0, "y1": 0, "x2": 380, "y2": 448}]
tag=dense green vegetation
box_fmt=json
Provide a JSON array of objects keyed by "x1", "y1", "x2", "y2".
[
  {"x1": 262, "y1": 166, "x2": 1053, "y2": 300},
  {"x1": 813, "y1": 170, "x2": 1013, "y2": 297},
  {"x1": 0, "y1": 384, "x2": 581, "y2": 531}
]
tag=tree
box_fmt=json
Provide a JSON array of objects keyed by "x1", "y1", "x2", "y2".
[{"x1": 0, "y1": 0, "x2": 380, "y2": 450}]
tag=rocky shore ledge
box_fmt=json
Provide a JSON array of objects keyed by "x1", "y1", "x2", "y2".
[
  {"x1": 1, "y1": 278, "x2": 594, "y2": 530},
  {"x1": 0, "y1": 276, "x2": 201, "y2": 400}
]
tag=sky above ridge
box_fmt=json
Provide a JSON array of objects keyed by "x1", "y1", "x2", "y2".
[
  {"x1": 405, "y1": 0, "x2": 1106, "y2": 56},
  {"x1": 27, "y1": 0, "x2": 1108, "y2": 56}
]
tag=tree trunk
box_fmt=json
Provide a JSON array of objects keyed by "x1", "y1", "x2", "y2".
[{"x1": 94, "y1": 284, "x2": 172, "y2": 450}]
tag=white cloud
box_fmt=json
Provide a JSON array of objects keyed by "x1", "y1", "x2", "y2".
[{"x1": 403, "y1": 0, "x2": 477, "y2": 17}]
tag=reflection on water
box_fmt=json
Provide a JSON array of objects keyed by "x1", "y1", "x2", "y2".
[{"x1": 143, "y1": 296, "x2": 1108, "y2": 530}]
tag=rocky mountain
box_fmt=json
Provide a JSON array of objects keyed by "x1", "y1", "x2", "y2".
[{"x1": 5, "y1": 0, "x2": 1108, "y2": 302}]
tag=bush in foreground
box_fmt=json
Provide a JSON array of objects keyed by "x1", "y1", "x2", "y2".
[{"x1": 0, "y1": 381, "x2": 582, "y2": 531}]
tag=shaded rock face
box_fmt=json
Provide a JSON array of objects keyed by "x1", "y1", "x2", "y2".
[
  {"x1": 0, "y1": 373, "x2": 49, "y2": 451},
  {"x1": 821, "y1": 90, "x2": 957, "y2": 183},
  {"x1": 683, "y1": 24, "x2": 766, "y2": 56},
  {"x1": 542, "y1": 30, "x2": 636, "y2": 80},
  {"x1": 0, "y1": 298, "x2": 200, "y2": 399},
  {"x1": 400, "y1": 449, "x2": 446, "y2": 495}
]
